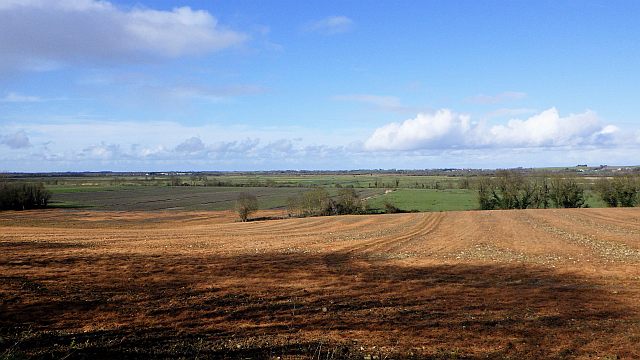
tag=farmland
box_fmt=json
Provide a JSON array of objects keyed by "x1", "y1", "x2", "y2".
[
  {"x1": 4, "y1": 169, "x2": 622, "y2": 212},
  {"x1": 2, "y1": 208, "x2": 640, "y2": 358},
  {"x1": 48, "y1": 186, "x2": 386, "y2": 211}
]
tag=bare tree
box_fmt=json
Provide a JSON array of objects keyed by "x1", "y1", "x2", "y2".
[{"x1": 235, "y1": 192, "x2": 258, "y2": 222}]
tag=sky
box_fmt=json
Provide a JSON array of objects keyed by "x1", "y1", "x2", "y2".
[{"x1": 1, "y1": 0, "x2": 639, "y2": 172}]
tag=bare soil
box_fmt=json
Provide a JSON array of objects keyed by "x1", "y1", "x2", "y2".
[{"x1": 1, "y1": 208, "x2": 640, "y2": 359}]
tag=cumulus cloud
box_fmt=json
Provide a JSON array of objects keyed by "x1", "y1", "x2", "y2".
[
  {"x1": 468, "y1": 91, "x2": 527, "y2": 104},
  {"x1": 365, "y1": 109, "x2": 472, "y2": 151},
  {"x1": 80, "y1": 142, "x2": 122, "y2": 160},
  {"x1": 0, "y1": 0, "x2": 247, "y2": 71},
  {"x1": 209, "y1": 138, "x2": 260, "y2": 156},
  {"x1": 175, "y1": 137, "x2": 205, "y2": 153},
  {"x1": 305, "y1": 16, "x2": 353, "y2": 34},
  {"x1": 365, "y1": 108, "x2": 619, "y2": 151},
  {"x1": 1, "y1": 131, "x2": 32, "y2": 149},
  {"x1": 485, "y1": 108, "x2": 610, "y2": 147}
]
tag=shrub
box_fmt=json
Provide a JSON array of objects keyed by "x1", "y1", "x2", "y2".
[
  {"x1": 287, "y1": 188, "x2": 332, "y2": 217},
  {"x1": 334, "y1": 188, "x2": 362, "y2": 215},
  {"x1": 383, "y1": 200, "x2": 401, "y2": 214}
]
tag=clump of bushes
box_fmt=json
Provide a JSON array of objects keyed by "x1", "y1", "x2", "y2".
[
  {"x1": 0, "y1": 182, "x2": 51, "y2": 210},
  {"x1": 287, "y1": 187, "x2": 364, "y2": 217},
  {"x1": 478, "y1": 171, "x2": 585, "y2": 210},
  {"x1": 595, "y1": 176, "x2": 639, "y2": 207}
]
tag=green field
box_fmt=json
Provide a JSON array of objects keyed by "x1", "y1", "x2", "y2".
[
  {"x1": 366, "y1": 189, "x2": 478, "y2": 212},
  {"x1": 365, "y1": 188, "x2": 607, "y2": 212}
]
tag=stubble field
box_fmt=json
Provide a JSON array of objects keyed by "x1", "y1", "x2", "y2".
[{"x1": 1, "y1": 208, "x2": 640, "y2": 359}]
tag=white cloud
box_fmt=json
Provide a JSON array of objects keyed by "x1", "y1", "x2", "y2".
[
  {"x1": 80, "y1": 142, "x2": 122, "y2": 160},
  {"x1": 305, "y1": 16, "x2": 353, "y2": 34},
  {"x1": 365, "y1": 109, "x2": 471, "y2": 151},
  {"x1": 485, "y1": 108, "x2": 606, "y2": 147},
  {"x1": 0, "y1": 92, "x2": 41, "y2": 103},
  {"x1": 175, "y1": 137, "x2": 205, "y2": 154},
  {"x1": 210, "y1": 138, "x2": 261, "y2": 155},
  {"x1": 365, "y1": 108, "x2": 620, "y2": 151},
  {"x1": 0, "y1": 1, "x2": 247, "y2": 71},
  {"x1": 468, "y1": 91, "x2": 527, "y2": 104},
  {"x1": 1, "y1": 131, "x2": 31, "y2": 149}
]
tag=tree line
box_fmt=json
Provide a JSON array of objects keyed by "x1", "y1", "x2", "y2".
[
  {"x1": 0, "y1": 182, "x2": 51, "y2": 210},
  {"x1": 477, "y1": 171, "x2": 639, "y2": 210},
  {"x1": 595, "y1": 175, "x2": 640, "y2": 207}
]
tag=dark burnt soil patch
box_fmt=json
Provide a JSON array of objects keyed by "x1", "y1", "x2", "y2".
[{"x1": 1, "y1": 250, "x2": 638, "y2": 359}]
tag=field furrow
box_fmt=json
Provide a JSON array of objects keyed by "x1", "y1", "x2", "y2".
[{"x1": 2, "y1": 208, "x2": 640, "y2": 359}]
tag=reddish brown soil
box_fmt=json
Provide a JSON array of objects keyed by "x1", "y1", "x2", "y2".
[{"x1": 1, "y1": 208, "x2": 640, "y2": 359}]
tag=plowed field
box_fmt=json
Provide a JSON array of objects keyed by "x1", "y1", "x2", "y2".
[{"x1": 1, "y1": 208, "x2": 640, "y2": 359}]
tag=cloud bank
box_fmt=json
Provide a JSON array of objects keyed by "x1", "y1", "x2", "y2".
[
  {"x1": 0, "y1": 0, "x2": 247, "y2": 71},
  {"x1": 0, "y1": 107, "x2": 636, "y2": 171},
  {"x1": 365, "y1": 108, "x2": 619, "y2": 151}
]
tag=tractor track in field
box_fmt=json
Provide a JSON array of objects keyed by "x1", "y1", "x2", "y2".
[{"x1": 512, "y1": 210, "x2": 640, "y2": 263}]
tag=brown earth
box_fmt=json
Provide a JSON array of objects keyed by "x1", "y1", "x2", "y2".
[{"x1": 1, "y1": 208, "x2": 640, "y2": 359}]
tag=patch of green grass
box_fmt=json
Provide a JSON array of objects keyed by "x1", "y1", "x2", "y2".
[
  {"x1": 366, "y1": 189, "x2": 478, "y2": 212},
  {"x1": 584, "y1": 190, "x2": 607, "y2": 208}
]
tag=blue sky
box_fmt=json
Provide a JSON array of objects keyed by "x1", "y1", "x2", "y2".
[{"x1": 1, "y1": 0, "x2": 639, "y2": 171}]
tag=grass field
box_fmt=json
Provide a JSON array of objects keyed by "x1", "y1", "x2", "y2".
[
  {"x1": 367, "y1": 189, "x2": 478, "y2": 212},
  {"x1": 1, "y1": 208, "x2": 639, "y2": 358}
]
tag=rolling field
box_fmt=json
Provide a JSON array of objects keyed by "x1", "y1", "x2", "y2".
[{"x1": 2, "y1": 208, "x2": 640, "y2": 358}]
